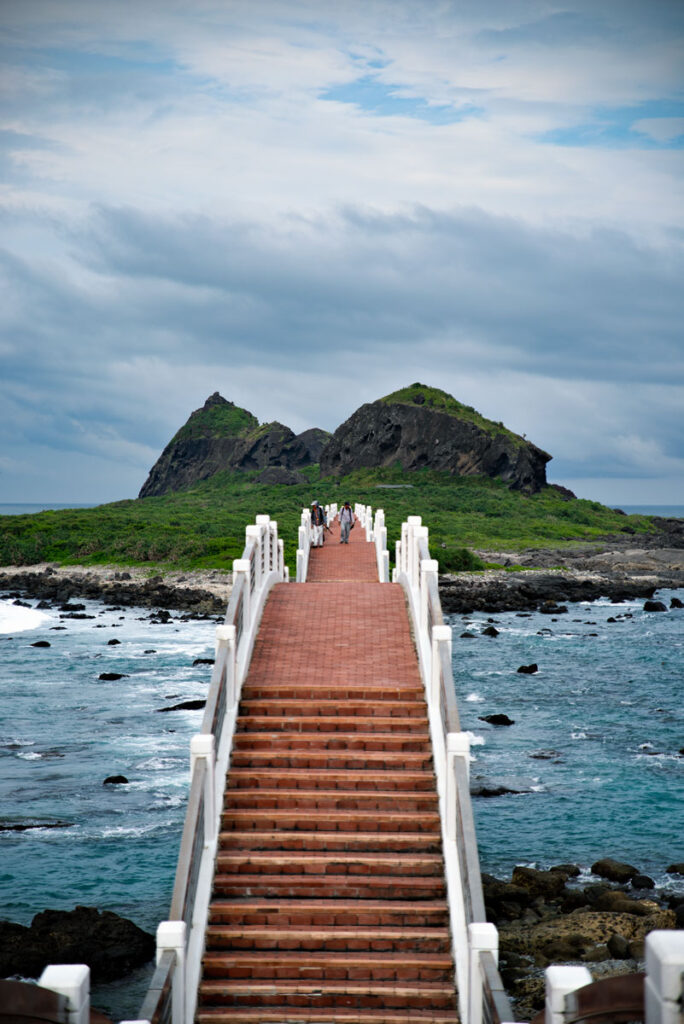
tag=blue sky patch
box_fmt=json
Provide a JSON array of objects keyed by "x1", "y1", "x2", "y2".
[
  {"x1": 321, "y1": 75, "x2": 479, "y2": 125},
  {"x1": 539, "y1": 99, "x2": 684, "y2": 149}
]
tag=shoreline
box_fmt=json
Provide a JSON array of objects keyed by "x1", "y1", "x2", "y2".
[{"x1": 1, "y1": 542, "x2": 683, "y2": 616}]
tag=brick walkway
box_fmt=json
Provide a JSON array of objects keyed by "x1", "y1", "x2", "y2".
[{"x1": 197, "y1": 518, "x2": 459, "y2": 1023}]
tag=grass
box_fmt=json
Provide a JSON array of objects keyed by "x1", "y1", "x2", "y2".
[
  {"x1": 379, "y1": 383, "x2": 529, "y2": 447},
  {"x1": 0, "y1": 466, "x2": 655, "y2": 577}
]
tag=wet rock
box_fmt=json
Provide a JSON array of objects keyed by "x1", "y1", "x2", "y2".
[
  {"x1": 550, "y1": 863, "x2": 581, "y2": 878},
  {"x1": 103, "y1": 775, "x2": 129, "y2": 785},
  {"x1": 607, "y1": 933, "x2": 630, "y2": 959},
  {"x1": 0, "y1": 821, "x2": 74, "y2": 833},
  {"x1": 471, "y1": 782, "x2": 525, "y2": 798},
  {"x1": 591, "y1": 858, "x2": 639, "y2": 883},
  {"x1": 30, "y1": 640, "x2": 51, "y2": 648},
  {"x1": 666, "y1": 862, "x2": 684, "y2": 875},
  {"x1": 60, "y1": 603, "x2": 86, "y2": 612},
  {"x1": 644, "y1": 600, "x2": 667, "y2": 612},
  {"x1": 107, "y1": 638, "x2": 121, "y2": 646},
  {"x1": 539, "y1": 601, "x2": 568, "y2": 615},
  {"x1": 517, "y1": 663, "x2": 538, "y2": 674},
  {"x1": 156, "y1": 699, "x2": 207, "y2": 713},
  {"x1": 511, "y1": 866, "x2": 567, "y2": 900},
  {"x1": 481, "y1": 625, "x2": 499, "y2": 637},
  {"x1": 193, "y1": 657, "x2": 215, "y2": 666},
  {"x1": 479, "y1": 713, "x2": 515, "y2": 726},
  {"x1": 460, "y1": 631, "x2": 477, "y2": 638},
  {"x1": 98, "y1": 672, "x2": 128, "y2": 681},
  {"x1": 671, "y1": 597, "x2": 684, "y2": 608},
  {"x1": 0, "y1": 905, "x2": 154, "y2": 982},
  {"x1": 631, "y1": 873, "x2": 655, "y2": 890}
]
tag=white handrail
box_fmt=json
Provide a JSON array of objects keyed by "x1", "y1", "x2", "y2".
[
  {"x1": 140, "y1": 514, "x2": 287, "y2": 1024},
  {"x1": 394, "y1": 516, "x2": 512, "y2": 1024}
]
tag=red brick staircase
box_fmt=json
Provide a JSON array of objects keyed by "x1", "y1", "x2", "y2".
[{"x1": 196, "y1": 523, "x2": 459, "y2": 1023}]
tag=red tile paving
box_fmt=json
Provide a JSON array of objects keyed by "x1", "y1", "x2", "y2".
[{"x1": 198, "y1": 519, "x2": 459, "y2": 1022}]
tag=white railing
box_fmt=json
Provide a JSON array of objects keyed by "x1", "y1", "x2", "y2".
[
  {"x1": 136, "y1": 514, "x2": 287, "y2": 1024},
  {"x1": 394, "y1": 515, "x2": 514, "y2": 1024},
  {"x1": 372, "y1": 508, "x2": 390, "y2": 583}
]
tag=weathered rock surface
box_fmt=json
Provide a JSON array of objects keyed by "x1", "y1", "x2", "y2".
[
  {"x1": 138, "y1": 393, "x2": 329, "y2": 497},
  {"x1": 319, "y1": 385, "x2": 550, "y2": 492},
  {"x1": 0, "y1": 906, "x2": 154, "y2": 982}
]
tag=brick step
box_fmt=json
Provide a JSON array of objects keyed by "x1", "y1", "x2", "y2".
[
  {"x1": 215, "y1": 851, "x2": 444, "y2": 877},
  {"x1": 236, "y1": 716, "x2": 429, "y2": 734},
  {"x1": 238, "y1": 699, "x2": 427, "y2": 719},
  {"x1": 196, "y1": 1007, "x2": 459, "y2": 1023},
  {"x1": 218, "y1": 830, "x2": 442, "y2": 853},
  {"x1": 221, "y1": 809, "x2": 441, "y2": 833},
  {"x1": 198, "y1": 978, "x2": 457, "y2": 1011},
  {"x1": 212, "y1": 873, "x2": 446, "y2": 900},
  {"x1": 232, "y1": 734, "x2": 431, "y2": 753},
  {"x1": 222, "y1": 789, "x2": 438, "y2": 812},
  {"x1": 226, "y1": 768, "x2": 436, "y2": 792},
  {"x1": 204, "y1": 925, "x2": 451, "y2": 953},
  {"x1": 241, "y1": 684, "x2": 425, "y2": 702},
  {"x1": 229, "y1": 750, "x2": 434, "y2": 770},
  {"x1": 208, "y1": 899, "x2": 449, "y2": 929},
  {"x1": 201, "y1": 950, "x2": 454, "y2": 982}
]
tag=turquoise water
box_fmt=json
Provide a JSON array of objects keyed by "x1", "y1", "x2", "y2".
[
  {"x1": 1, "y1": 585, "x2": 683, "y2": 1018},
  {"x1": 0, "y1": 598, "x2": 217, "y2": 1017},
  {"x1": 449, "y1": 593, "x2": 684, "y2": 892}
]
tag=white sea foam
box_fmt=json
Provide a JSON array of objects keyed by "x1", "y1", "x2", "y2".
[
  {"x1": 17, "y1": 751, "x2": 42, "y2": 760},
  {"x1": 571, "y1": 731, "x2": 588, "y2": 740},
  {"x1": 464, "y1": 731, "x2": 485, "y2": 746},
  {"x1": 465, "y1": 692, "x2": 484, "y2": 702},
  {"x1": 0, "y1": 600, "x2": 52, "y2": 635}
]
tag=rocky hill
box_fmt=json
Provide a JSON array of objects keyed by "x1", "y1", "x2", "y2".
[
  {"x1": 319, "y1": 384, "x2": 551, "y2": 493},
  {"x1": 139, "y1": 393, "x2": 329, "y2": 498}
]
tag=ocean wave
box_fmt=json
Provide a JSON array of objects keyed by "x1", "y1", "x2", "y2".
[
  {"x1": 465, "y1": 692, "x2": 485, "y2": 702},
  {"x1": 0, "y1": 601, "x2": 53, "y2": 635}
]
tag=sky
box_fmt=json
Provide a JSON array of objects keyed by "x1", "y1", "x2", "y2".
[{"x1": 1, "y1": 0, "x2": 683, "y2": 506}]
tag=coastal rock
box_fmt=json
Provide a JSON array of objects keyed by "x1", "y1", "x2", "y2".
[
  {"x1": 319, "y1": 384, "x2": 551, "y2": 493},
  {"x1": 98, "y1": 672, "x2": 127, "y2": 681},
  {"x1": 30, "y1": 640, "x2": 50, "y2": 648},
  {"x1": 671, "y1": 597, "x2": 683, "y2": 608},
  {"x1": 591, "y1": 858, "x2": 639, "y2": 883},
  {"x1": 644, "y1": 600, "x2": 667, "y2": 612},
  {"x1": 479, "y1": 713, "x2": 515, "y2": 726},
  {"x1": 511, "y1": 866, "x2": 567, "y2": 900},
  {"x1": 517, "y1": 663, "x2": 538, "y2": 674},
  {"x1": 156, "y1": 699, "x2": 206, "y2": 712},
  {"x1": 103, "y1": 775, "x2": 129, "y2": 785},
  {"x1": 666, "y1": 863, "x2": 684, "y2": 875},
  {"x1": 0, "y1": 906, "x2": 154, "y2": 982},
  {"x1": 481, "y1": 625, "x2": 499, "y2": 637}
]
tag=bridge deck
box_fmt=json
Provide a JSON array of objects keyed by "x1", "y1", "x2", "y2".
[{"x1": 197, "y1": 520, "x2": 459, "y2": 1022}]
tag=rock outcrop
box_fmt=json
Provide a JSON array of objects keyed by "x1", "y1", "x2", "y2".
[
  {"x1": 139, "y1": 393, "x2": 330, "y2": 497},
  {"x1": 319, "y1": 384, "x2": 551, "y2": 493}
]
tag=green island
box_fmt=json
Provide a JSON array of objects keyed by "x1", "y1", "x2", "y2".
[{"x1": 0, "y1": 465, "x2": 654, "y2": 575}]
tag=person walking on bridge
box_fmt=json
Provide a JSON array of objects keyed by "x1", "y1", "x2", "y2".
[
  {"x1": 311, "y1": 500, "x2": 326, "y2": 547},
  {"x1": 339, "y1": 501, "x2": 355, "y2": 544}
]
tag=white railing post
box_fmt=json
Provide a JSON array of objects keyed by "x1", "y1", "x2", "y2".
[
  {"x1": 406, "y1": 516, "x2": 421, "y2": 588},
  {"x1": 156, "y1": 920, "x2": 186, "y2": 1024},
  {"x1": 38, "y1": 965, "x2": 90, "y2": 1024},
  {"x1": 645, "y1": 930, "x2": 684, "y2": 1024},
  {"x1": 215, "y1": 624, "x2": 237, "y2": 708},
  {"x1": 445, "y1": 731, "x2": 470, "y2": 842},
  {"x1": 190, "y1": 734, "x2": 215, "y2": 845},
  {"x1": 431, "y1": 624, "x2": 451, "y2": 708},
  {"x1": 232, "y1": 558, "x2": 251, "y2": 629},
  {"x1": 544, "y1": 965, "x2": 592, "y2": 1024},
  {"x1": 468, "y1": 922, "x2": 499, "y2": 1024},
  {"x1": 245, "y1": 525, "x2": 261, "y2": 590},
  {"x1": 420, "y1": 558, "x2": 438, "y2": 633}
]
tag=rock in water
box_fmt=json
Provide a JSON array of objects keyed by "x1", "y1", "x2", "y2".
[
  {"x1": 591, "y1": 857, "x2": 639, "y2": 883},
  {"x1": 479, "y1": 713, "x2": 515, "y2": 726},
  {"x1": 644, "y1": 600, "x2": 667, "y2": 612},
  {"x1": 0, "y1": 906, "x2": 154, "y2": 982},
  {"x1": 319, "y1": 383, "x2": 550, "y2": 493},
  {"x1": 517, "y1": 663, "x2": 538, "y2": 674}
]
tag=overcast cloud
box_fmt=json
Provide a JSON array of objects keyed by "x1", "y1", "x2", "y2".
[{"x1": 1, "y1": 0, "x2": 683, "y2": 504}]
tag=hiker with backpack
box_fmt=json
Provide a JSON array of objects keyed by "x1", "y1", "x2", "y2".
[
  {"x1": 339, "y1": 501, "x2": 355, "y2": 544},
  {"x1": 310, "y1": 500, "x2": 326, "y2": 547}
]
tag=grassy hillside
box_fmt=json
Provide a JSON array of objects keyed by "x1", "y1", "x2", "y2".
[{"x1": 0, "y1": 466, "x2": 654, "y2": 575}]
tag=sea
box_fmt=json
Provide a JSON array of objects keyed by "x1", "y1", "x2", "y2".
[{"x1": 0, "y1": 504, "x2": 682, "y2": 1018}]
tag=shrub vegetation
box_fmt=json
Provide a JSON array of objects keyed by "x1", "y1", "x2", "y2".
[{"x1": 0, "y1": 465, "x2": 655, "y2": 576}]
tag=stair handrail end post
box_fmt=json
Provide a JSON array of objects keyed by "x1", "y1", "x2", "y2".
[
  {"x1": 156, "y1": 920, "x2": 186, "y2": 1024},
  {"x1": 468, "y1": 922, "x2": 499, "y2": 1024},
  {"x1": 38, "y1": 964, "x2": 90, "y2": 1024}
]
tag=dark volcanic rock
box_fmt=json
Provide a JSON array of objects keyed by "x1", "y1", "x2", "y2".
[
  {"x1": 254, "y1": 466, "x2": 307, "y2": 484},
  {"x1": 138, "y1": 392, "x2": 326, "y2": 497},
  {"x1": 511, "y1": 865, "x2": 567, "y2": 900},
  {"x1": 103, "y1": 775, "x2": 129, "y2": 785},
  {"x1": 644, "y1": 600, "x2": 667, "y2": 612},
  {"x1": 479, "y1": 713, "x2": 515, "y2": 726},
  {"x1": 517, "y1": 663, "x2": 538, "y2": 674},
  {"x1": 156, "y1": 699, "x2": 206, "y2": 712},
  {"x1": 98, "y1": 672, "x2": 127, "y2": 681},
  {"x1": 591, "y1": 858, "x2": 639, "y2": 883},
  {"x1": 30, "y1": 640, "x2": 51, "y2": 648},
  {"x1": 319, "y1": 385, "x2": 550, "y2": 493},
  {"x1": 0, "y1": 906, "x2": 154, "y2": 982}
]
